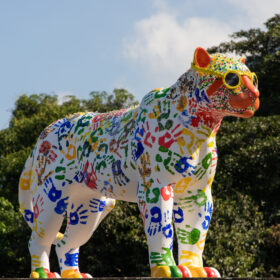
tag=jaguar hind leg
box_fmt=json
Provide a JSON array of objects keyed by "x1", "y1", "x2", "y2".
[
  {"x1": 56, "y1": 187, "x2": 115, "y2": 278},
  {"x1": 29, "y1": 190, "x2": 65, "y2": 278}
]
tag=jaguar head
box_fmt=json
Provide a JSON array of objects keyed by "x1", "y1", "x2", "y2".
[{"x1": 191, "y1": 47, "x2": 260, "y2": 118}]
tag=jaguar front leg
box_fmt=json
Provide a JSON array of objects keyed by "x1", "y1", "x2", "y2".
[
  {"x1": 137, "y1": 180, "x2": 184, "y2": 278},
  {"x1": 173, "y1": 187, "x2": 220, "y2": 278}
]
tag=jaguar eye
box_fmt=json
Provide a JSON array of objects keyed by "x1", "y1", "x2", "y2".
[{"x1": 225, "y1": 72, "x2": 240, "y2": 88}]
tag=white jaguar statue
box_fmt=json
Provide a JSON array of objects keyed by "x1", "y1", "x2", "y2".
[{"x1": 19, "y1": 47, "x2": 260, "y2": 278}]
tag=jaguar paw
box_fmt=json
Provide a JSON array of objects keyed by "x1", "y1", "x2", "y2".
[
  {"x1": 204, "y1": 267, "x2": 221, "y2": 278},
  {"x1": 80, "y1": 273, "x2": 93, "y2": 278},
  {"x1": 30, "y1": 267, "x2": 60, "y2": 278},
  {"x1": 177, "y1": 265, "x2": 192, "y2": 277},
  {"x1": 151, "y1": 265, "x2": 183, "y2": 278},
  {"x1": 44, "y1": 268, "x2": 61, "y2": 278},
  {"x1": 185, "y1": 266, "x2": 207, "y2": 277},
  {"x1": 30, "y1": 271, "x2": 40, "y2": 279},
  {"x1": 61, "y1": 269, "x2": 91, "y2": 278}
]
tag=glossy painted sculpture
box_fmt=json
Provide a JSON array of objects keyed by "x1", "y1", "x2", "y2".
[{"x1": 19, "y1": 47, "x2": 260, "y2": 278}]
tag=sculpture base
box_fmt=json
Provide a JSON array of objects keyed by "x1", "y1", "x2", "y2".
[{"x1": 1, "y1": 277, "x2": 280, "y2": 280}]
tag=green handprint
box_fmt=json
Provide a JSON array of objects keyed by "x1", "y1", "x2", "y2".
[
  {"x1": 177, "y1": 189, "x2": 207, "y2": 211},
  {"x1": 177, "y1": 227, "x2": 201, "y2": 245},
  {"x1": 150, "y1": 247, "x2": 176, "y2": 266}
]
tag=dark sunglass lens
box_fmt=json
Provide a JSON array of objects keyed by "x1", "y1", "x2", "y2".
[
  {"x1": 225, "y1": 72, "x2": 239, "y2": 87},
  {"x1": 253, "y1": 75, "x2": 258, "y2": 87}
]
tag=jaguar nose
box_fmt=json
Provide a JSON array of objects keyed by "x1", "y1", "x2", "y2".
[
  {"x1": 229, "y1": 75, "x2": 260, "y2": 110},
  {"x1": 241, "y1": 76, "x2": 259, "y2": 98}
]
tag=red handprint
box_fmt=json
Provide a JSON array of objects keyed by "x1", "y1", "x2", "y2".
[
  {"x1": 158, "y1": 124, "x2": 182, "y2": 149},
  {"x1": 33, "y1": 194, "x2": 44, "y2": 219},
  {"x1": 161, "y1": 183, "x2": 174, "y2": 201},
  {"x1": 83, "y1": 161, "x2": 98, "y2": 189}
]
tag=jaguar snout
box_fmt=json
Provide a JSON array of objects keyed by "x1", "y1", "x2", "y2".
[{"x1": 228, "y1": 75, "x2": 260, "y2": 116}]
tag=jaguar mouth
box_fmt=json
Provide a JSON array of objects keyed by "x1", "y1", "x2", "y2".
[{"x1": 230, "y1": 97, "x2": 260, "y2": 118}]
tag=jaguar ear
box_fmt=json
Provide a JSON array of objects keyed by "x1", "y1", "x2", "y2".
[
  {"x1": 240, "y1": 57, "x2": 246, "y2": 64},
  {"x1": 193, "y1": 47, "x2": 211, "y2": 68}
]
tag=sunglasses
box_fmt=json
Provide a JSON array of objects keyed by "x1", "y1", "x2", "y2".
[{"x1": 191, "y1": 63, "x2": 258, "y2": 90}]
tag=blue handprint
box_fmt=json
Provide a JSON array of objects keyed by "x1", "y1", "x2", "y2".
[
  {"x1": 54, "y1": 196, "x2": 69, "y2": 215},
  {"x1": 73, "y1": 171, "x2": 84, "y2": 183},
  {"x1": 178, "y1": 109, "x2": 195, "y2": 128},
  {"x1": 44, "y1": 178, "x2": 62, "y2": 202},
  {"x1": 24, "y1": 209, "x2": 34, "y2": 223},
  {"x1": 147, "y1": 206, "x2": 162, "y2": 236},
  {"x1": 59, "y1": 119, "x2": 72, "y2": 134},
  {"x1": 162, "y1": 210, "x2": 173, "y2": 238},
  {"x1": 133, "y1": 141, "x2": 144, "y2": 161},
  {"x1": 174, "y1": 156, "x2": 195, "y2": 176},
  {"x1": 201, "y1": 201, "x2": 213, "y2": 230},
  {"x1": 44, "y1": 177, "x2": 68, "y2": 215},
  {"x1": 162, "y1": 223, "x2": 173, "y2": 239},
  {"x1": 194, "y1": 88, "x2": 210, "y2": 104},
  {"x1": 69, "y1": 203, "x2": 88, "y2": 225},
  {"x1": 100, "y1": 180, "x2": 114, "y2": 195},
  {"x1": 64, "y1": 250, "x2": 79, "y2": 267},
  {"x1": 89, "y1": 198, "x2": 106, "y2": 213},
  {"x1": 173, "y1": 204, "x2": 184, "y2": 224},
  {"x1": 164, "y1": 209, "x2": 172, "y2": 223},
  {"x1": 112, "y1": 160, "x2": 130, "y2": 186}
]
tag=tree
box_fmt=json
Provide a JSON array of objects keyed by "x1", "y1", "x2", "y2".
[
  {"x1": 83, "y1": 89, "x2": 138, "y2": 113},
  {"x1": 209, "y1": 116, "x2": 280, "y2": 277},
  {"x1": 208, "y1": 14, "x2": 280, "y2": 116}
]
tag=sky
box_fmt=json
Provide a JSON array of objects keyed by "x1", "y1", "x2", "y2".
[{"x1": 0, "y1": 0, "x2": 279, "y2": 130}]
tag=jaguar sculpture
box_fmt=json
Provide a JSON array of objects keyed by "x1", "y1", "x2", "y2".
[{"x1": 19, "y1": 47, "x2": 260, "y2": 278}]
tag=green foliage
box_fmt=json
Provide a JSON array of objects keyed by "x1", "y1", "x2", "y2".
[
  {"x1": 79, "y1": 201, "x2": 149, "y2": 277},
  {"x1": 208, "y1": 14, "x2": 280, "y2": 116},
  {"x1": 0, "y1": 148, "x2": 31, "y2": 205},
  {"x1": 205, "y1": 194, "x2": 266, "y2": 277},
  {"x1": 210, "y1": 116, "x2": 280, "y2": 277},
  {"x1": 83, "y1": 89, "x2": 138, "y2": 113},
  {"x1": 0, "y1": 197, "x2": 30, "y2": 277},
  {"x1": 215, "y1": 116, "x2": 280, "y2": 224},
  {"x1": 266, "y1": 224, "x2": 280, "y2": 275}
]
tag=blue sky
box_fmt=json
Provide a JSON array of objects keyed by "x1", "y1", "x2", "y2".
[{"x1": 0, "y1": 0, "x2": 279, "y2": 129}]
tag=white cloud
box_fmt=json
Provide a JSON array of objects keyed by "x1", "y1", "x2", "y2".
[
  {"x1": 122, "y1": 0, "x2": 279, "y2": 89},
  {"x1": 123, "y1": 13, "x2": 232, "y2": 87},
  {"x1": 228, "y1": 0, "x2": 280, "y2": 28},
  {"x1": 55, "y1": 90, "x2": 77, "y2": 105}
]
